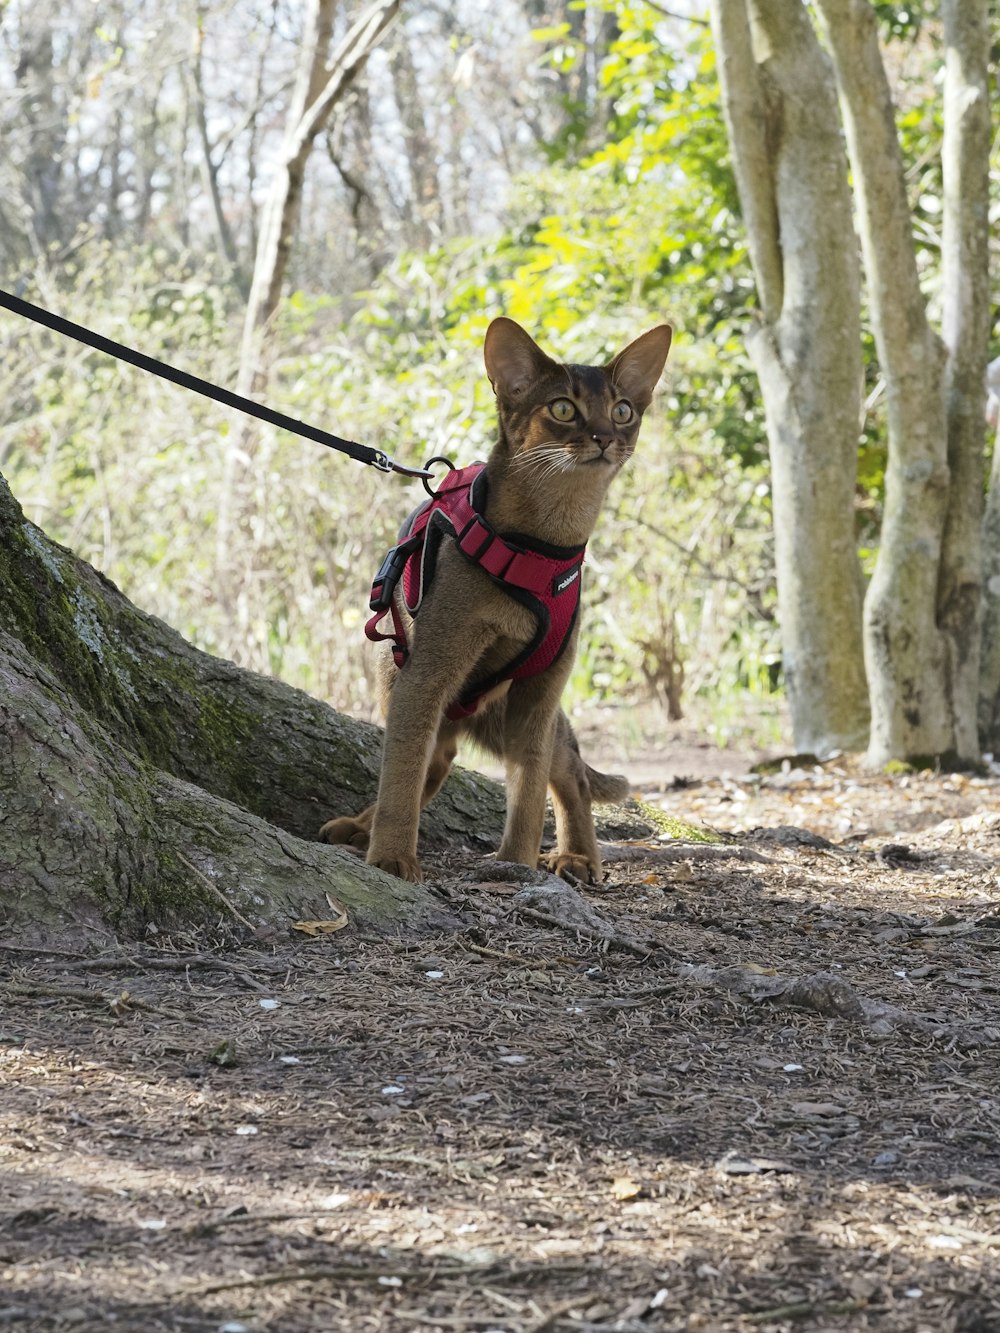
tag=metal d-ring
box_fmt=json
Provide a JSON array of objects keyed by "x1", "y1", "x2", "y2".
[{"x1": 421, "y1": 455, "x2": 456, "y2": 498}]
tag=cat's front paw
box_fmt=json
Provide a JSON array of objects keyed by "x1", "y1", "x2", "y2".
[
  {"x1": 319, "y1": 816, "x2": 371, "y2": 850},
  {"x1": 543, "y1": 852, "x2": 603, "y2": 885},
  {"x1": 367, "y1": 852, "x2": 423, "y2": 883}
]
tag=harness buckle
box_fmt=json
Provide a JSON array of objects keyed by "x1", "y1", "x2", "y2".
[{"x1": 369, "y1": 539, "x2": 418, "y2": 611}]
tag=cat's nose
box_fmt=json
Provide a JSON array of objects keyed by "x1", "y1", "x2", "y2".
[{"x1": 591, "y1": 431, "x2": 613, "y2": 451}]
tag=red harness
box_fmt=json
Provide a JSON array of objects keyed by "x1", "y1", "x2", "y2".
[{"x1": 365, "y1": 463, "x2": 585, "y2": 719}]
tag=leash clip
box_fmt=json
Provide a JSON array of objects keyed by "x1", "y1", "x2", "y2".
[{"x1": 374, "y1": 449, "x2": 437, "y2": 479}]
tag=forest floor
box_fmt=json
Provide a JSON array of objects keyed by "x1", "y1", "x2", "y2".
[{"x1": 2, "y1": 749, "x2": 1000, "y2": 1333}]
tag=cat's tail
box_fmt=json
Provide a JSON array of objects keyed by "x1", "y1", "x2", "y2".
[{"x1": 585, "y1": 764, "x2": 631, "y2": 804}]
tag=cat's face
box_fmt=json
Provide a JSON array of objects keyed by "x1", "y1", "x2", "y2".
[{"x1": 483, "y1": 319, "x2": 672, "y2": 479}]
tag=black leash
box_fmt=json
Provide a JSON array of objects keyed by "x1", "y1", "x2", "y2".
[{"x1": 0, "y1": 287, "x2": 433, "y2": 479}]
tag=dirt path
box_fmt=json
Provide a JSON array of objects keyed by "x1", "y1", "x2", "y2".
[{"x1": 2, "y1": 761, "x2": 999, "y2": 1332}]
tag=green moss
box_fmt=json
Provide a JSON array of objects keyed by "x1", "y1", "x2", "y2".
[
  {"x1": 893, "y1": 752, "x2": 986, "y2": 776},
  {"x1": 882, "y1": 758, "x2": 915, "y2": 776},
  {"x1": 2, "y1": 498, "x2": 271, "y2": 813},
  {"x1": 628, "y1": 799, "x2": 720, "y2": 844}
]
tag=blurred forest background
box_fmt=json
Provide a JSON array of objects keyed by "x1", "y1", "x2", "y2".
[{"x1": 0, "y1": 0, "x2": 996, "y2": 754}]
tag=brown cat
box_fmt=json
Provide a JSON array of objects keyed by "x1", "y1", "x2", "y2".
[{"x1": 320, "y1": 316, "x2": 672, "y2": 883}]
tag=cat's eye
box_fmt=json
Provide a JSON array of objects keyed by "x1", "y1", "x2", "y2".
[
  {"x1": 612, "y1": 400, "x2": 634, "y2": 424},
  {"x1": 549, "y1": 398, "x2": 577, "y2": 422}
]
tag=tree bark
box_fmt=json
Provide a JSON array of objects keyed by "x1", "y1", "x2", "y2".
[
  {"x1": 235, "y1": 0, "x2": 401, "y2": 399},
  {"x1": 12, "y1": 0, "x2": 68, "y2": 253},
  {"x1": 813, "y1": 0, "x2": 952, "y2": 765},
  {"x1": 216, "y1": 0, "x2": 401, "y2": 608},
  {"x1": 938, "y1": 0, "x2": 990, "y2": 758},
  {"x1": 933, "y1": 0, "x2": 992, "y2": 753},
  {"x1": 978, "y1": 431, "x2": 1000, "y2": 750},
  {"x1": 189, "y1": 5, "x2": 246, "y2": 296},
  {"x1": 0, "y1": 471, "x2": 502, "y2": 946},
  {"x1": 709, "y1": 0, "x2": 869, "y2": 757}
]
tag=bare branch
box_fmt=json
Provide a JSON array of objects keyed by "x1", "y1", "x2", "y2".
[{"x1": 643, "y1": 0, "x2": 711, "y2": 25}]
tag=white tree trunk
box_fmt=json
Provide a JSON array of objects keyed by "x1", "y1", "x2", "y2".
[
  {"x1": 816, "y1": 0, "x2": 990, "y2": 766},
  {"x1": 980, "y1": 424, "x2": 1000, "y2": 749},
  {"x1": 939, "y1": 0, "x2": 990, "y2": 758},
  {"x1": 934, "y1": 0, "x2": 991, "y2": 755},
  {"x1": 710, "y1": 0, "x2": 869, "y2": 756}
]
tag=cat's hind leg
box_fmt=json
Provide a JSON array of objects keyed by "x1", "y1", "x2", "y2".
[
  {"x1": 319, "y1": 804, "x2": 375, "y2": 849},
  {"x1": 543, "y1": 710, "x2": 605, "y2": 884}
]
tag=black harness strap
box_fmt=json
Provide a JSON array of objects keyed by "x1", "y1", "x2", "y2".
[{"x1": 0, "y1": 287, "x2": 431, "y2": 479}]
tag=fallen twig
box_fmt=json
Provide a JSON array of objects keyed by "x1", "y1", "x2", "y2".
[
  {"x1": 679, "y1": 963, "x2": 1000, "y2": 1047},
  {"x1": 746, "y1": 1299, "x2": 867, "y2": 1323},
  {"x1": 195, "y1": 1260, "x2": 586, "y2": 1296},
  {"x1": 464, "y1": 940, "x2": 555, "y2": 967},
  {"x1": 515, "y1": 906, "x2": 656, "y2": 958},
  {"x1": 49, "y1": 951, "x2": 272, "y2": 991},
  {"x1": 188, "y1": 1209, "x2": 333, "y2": 1237},
  {"x1": 1, "y1": 981, "x2": 162, "y2": 1013},
  {"x1": 598, "y1": 841, "x2": 775, "y2": 866},
  {"x1": 177, "y1": 852, "x2": 258, "y2": 930}
]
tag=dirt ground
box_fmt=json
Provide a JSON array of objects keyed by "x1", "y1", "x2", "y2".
[{"x1": 2, "y1": 751, "x2": 1000, "y2": 1333}]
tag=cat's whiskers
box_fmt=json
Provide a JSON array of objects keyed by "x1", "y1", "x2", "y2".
[
  {"x1": 513, "y1": 450, "x2": 575, "y2": 494},
  {"x1": 511, "y1": 441, "x2": 574, "y2": 477}
]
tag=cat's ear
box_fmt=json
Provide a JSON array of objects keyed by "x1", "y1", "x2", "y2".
[
  {"x1": 484, "y1": 318, "x2": 558, "y2": 398},
  {"x1": 607, "y1": 325, "x2": 673, "y2": 410}
]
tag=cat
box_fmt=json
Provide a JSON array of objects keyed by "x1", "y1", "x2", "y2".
[{"x1": 320, "y1": 316, "x2": 672, "y2": 884}]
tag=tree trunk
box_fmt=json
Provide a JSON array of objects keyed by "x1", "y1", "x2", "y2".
[
  {"x1": 0, "y1": 471, "x2": 501, "y2": 946},
  {"x1": 13, "y1": 0, "x2": 68, "y2": 253},
  {"x1": 235, "y1": 0, "x2": 402, "y2": 400},
  {"x1": 216, "y1": 0, "x2": 401, "y2": 616},
  {"x1": 709, "y1": 0, "x2": 870, "y2": 757},
  {"x1": 939, "y1": 0, "x2": 991, "y2": 759},
  {"x1": 189, "y1": 5, "x2": 246, "y2": 296},
  {"x1": 816, "y1": 0, "x2": 950, "y2": 766},
  {"x1": 815, "y1": 0, "x2": 990, "y2": 767},
  {"x1": 391, "y1": 39, "x2": 437, "y2": 248}
]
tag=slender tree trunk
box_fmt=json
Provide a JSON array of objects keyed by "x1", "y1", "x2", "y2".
[
  {"x1": 189, "y1": 6, "x2": 246, "y2": 296},
  {"x1": 391, "y1": 40, "x2": 436, "y2": 248},
  {"x1": 815, "y1": 0, "x2": 989, "y2": 766},
  {"x1": 980, "y1": 423, "x2": 1000, "y2": 748},
  {"x1": 216, "y1": 0, "x2": 401, "y2": 593},
  {"x1": 709, "y1": 0, "x2": 869, "y2": 757},
  {"x1": 236, "y1": 0, "x2": 401, "y2": 398},
  {"x1": 14, "y1": 0, "x2": 67, "y2": 251},
  {"x1": 939, "y1": 0, "x2": 990, "y2": 758}
]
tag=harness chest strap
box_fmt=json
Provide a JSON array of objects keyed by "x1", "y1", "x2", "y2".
[{"x1": 364, "y1": 464, "x2": 585, "y2": 717}]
